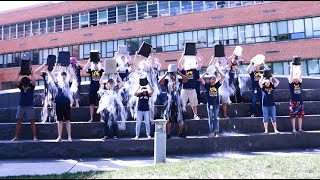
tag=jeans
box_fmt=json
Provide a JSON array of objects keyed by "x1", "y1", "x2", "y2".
[
  {"x1": 229, "y1": 74, "x2": 242, "y2": 103},
  {"x1": 136, "y1": 110, "x2": 151, "y2": 137},
  {"x1": 104, "y1": 111, "x2": 118, "y2": 137},
  {"x1": 207, "y1": 105, "x2": 220, "y2": 133},
  {"x1": 262, "y1": 106, "x2": 276, "y2": 122},
  {"x1": 251, "y1": 88, "x2": 262, "y2": 115}
]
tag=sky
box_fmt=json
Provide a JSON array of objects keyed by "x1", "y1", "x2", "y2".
[{"x1": 0, "y1": 1, "x2": 64, "y2": 12}]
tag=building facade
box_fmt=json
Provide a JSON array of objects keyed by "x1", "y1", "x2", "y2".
[{"x1": 0, "y1": 1, "x2": 320, "y2": 90}]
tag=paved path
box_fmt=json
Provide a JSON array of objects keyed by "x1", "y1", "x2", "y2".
[{"x1": 1, "y1": 148, "x2": 320, "y2": 177}]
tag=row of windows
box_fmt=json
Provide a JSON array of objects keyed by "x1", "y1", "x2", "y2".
[
  {"x1": 0, "y1": 1, "x2": 270, "y2": 41},
  {"x1": 0, "y1": 15, "x2": 320, "y2": 68}
]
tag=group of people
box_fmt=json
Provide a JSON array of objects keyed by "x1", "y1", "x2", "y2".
[{"x1": 10, "y1": 44, "x2": 305, "y2": 142}]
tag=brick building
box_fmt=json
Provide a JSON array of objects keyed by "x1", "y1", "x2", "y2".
[{"x1": 0, "y1": 1, "x2": 320, "y2": 90}]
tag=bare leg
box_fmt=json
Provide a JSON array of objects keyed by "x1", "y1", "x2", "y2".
[
  {"x1": 291, "y1": 118, "x2": 296, "y2": 132},
  {"x1": 222, "y1": 103, "x2": 228, "y2": 118},
  {"x1": 66, "y1": 120, "x2": 72, "y2": 142},
  {"x1": 263, "y1": 122, "x2": 268, "y2": 133},
  {"x1": 272, "y1": 122, "x2": 280, "y2": 133},
  {"x1": 100, "y1": 112, "x2": 104, "y2": 122},
  {"x1": 166, "y1": 123, "x2": 171, "y2": 134},
  {"x1": 89, "y1": 104, "x2": 94, "y2": 122},
  {"x1": 192, "y1": 106, "x2": 198, "y2": 118},
  {"x1": 11, "y1": 120, "x2": 22, "y2": 141},
  {"x1": 298, "y1": 118, "x2": 303, "y2": 131},
  {"x1": 56, "y1": 121, "x2": 63, "y2": 142},
  {"x1": 30, "y1": 120, "x2": 37, "y2": 140},
  {"x1": 178, "y1": 122, "x2": 184, "y2": 132}
]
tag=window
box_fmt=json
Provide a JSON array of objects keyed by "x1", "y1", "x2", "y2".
[
  {"x1": 181, "y1": 1, "x2": 192, "y2": 14},
  {"x1": 193, "y1": 1, "x2": 204, "y2": 12},
  {"x1": 245, "y1": 25, "x2": 255, "y2": 43},
  {"x1": 196, "y1": 30, "x2": 207, "y2": 48},
  {"x1": 207, "y1": 29, "x2": 214, "y2": 47},
  {"x1": 129, "y1": 38, "x2": 139, "y2": 55},
  {"x1": 156, "y1": 35, "x2": 165, "y2": 52},
  {"x1": 0, "y1": 55, "x2": 3, "y2": 68},
  {"x1": 3, "y1": 26, "x2": 9, "y2": 40},
  {"x1": 137, "y1": 2, "x2": 147, "y2": 20},
  {"x1": 270, "y1": 22, "x2": 277, "y2": 41},
  {"x1": 25, "y1": 22, "x2": 31, "y2": 37},
  {"x1": 305, "y1": 18, "x2": 313, "y2": 38},
  {"x1": 106, "y1": 41, "x2": 114, "y2": 57},
  {"x1": 80, "y1": 12, "x2": 89, "y2": 28},
  {"x1": 127, "y1": 4, "x2": 137, "y2": 21},
  {"x1": 170, "y1": 1, "x2": 180, "y2": 15},
  {"x1": 101, "y1": 42, "x2": 107, "y2": 58},
  {"x1": 238, "y1": 25, "x2": 245, "y2": 44},
  {"x1": 275, "y1": 21, "x2": 289, "y2": 40},
  {"x1": 10, "y1": 25, "x2": 16, "y2": 39},
  {"x1": 184, "y1": 31, "x2": 193, "y2": 42},
  {"x1": 89, "y1": 10, "x2": 98, "y2": 27},
  {"x1": 255, "y1": 23, "x2": 270, "y2": 42},
  {"x1": 307, "y1": 59, "x2": 320, "y2": 75},
  {"x1": 17, "y1": 23, "x2": 24, "y2": 38},
  {"x1": 159, "y1": 1, "x2": 169, "y2": 17},
  {"x1": 225, "y1": 26, "x2": 238, "y2": 45},
  {"x1": 55, "y1": 16, "x2": 63, "y2": 32},
  {"x1": 164, "y1": 33, "x2": 178, "y2": 51},
  {"x1": 117, "y1": 6, "x2": 127, "y2": 23},
  {"x1": 2, "y1": 82, "x2": 16, "y2": 90},
  {"x1": 31, "y1": 21, "x2": 39, "y2": 36},
  {"x1": 313, "y1": 17, "x2": 320, "y2": 37},
  {"x1": 272, "y1": 62, "x2": 283, "y2": 75},
  {"x1": 217, "y1": 1, "x2": 228, "y2": 8},
  {"x1": 72, "y1": 45, "x2": 79, "y2": 59},
  {"x1": 40, "y1": 19, "x2": 46, "y2": 34},
  {"x1": 229, "y1": 1, "x2": 241, "y2": 7},
  {"x1": 98, "y1": 9, "x2": 108, "y2": 25},
  {"x1": 47, "y1": 18, "x2": 54, "y2": 33},
  {"x1": 32, "y1": 51, "x2": 39, "y2": 65},
  {"x1": 242, "y1": 1, "x2": 255, "y2": 6},
  {"x1": 290, "y1": 19, "x2": 305, "y2": 39},
  {"x1": 108, "y1": 7, "x2": 116, "y2": 24},
  {"x1": 205, "y1": 1, "x2": 216, "y2": 10},
  {"x1": 72, "y1": 13, "x2": 79, "y2": 29},
  {"x1": 148, "y1": 1, "x2": 158, "y2": 18},
  {"x1": 64, "y1": 15, "x2": 71, "y2": 31},
  {"x1": 83, "y1": 44, "x2": 91, "y2": 58}
]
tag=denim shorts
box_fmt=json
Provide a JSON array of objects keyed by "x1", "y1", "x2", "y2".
[
  {"x1": 16, "y1": 106, "x2": 35, "y2": 121},
  {"x1": 262, "y1": 106, "x2": 276, "y2": 122}
]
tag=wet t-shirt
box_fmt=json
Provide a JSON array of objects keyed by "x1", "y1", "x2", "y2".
[
  {"x1": 181, "y1": 69, "x2": 199, "y2": 89},
  {"x1": 87, "y1": 68, "x2": 104, "y2": 91},
  {"x1": 250, "y1": 71, "x2": 262, "y2": 90},
  {"x1": 18, "y1": 83, "x2": 35, "y2": 106},
  {"x1": 137, "y1": 91, "x2": 150, "y2": 111},
  {"x1": 262, "y1": 84, "x2": 275, "y2": 106},
  {"x1": 205, "y1": 82, "x2": 221, "y2": 106},
  {"x1": 289, "y1": 82, "x2": 302, "y2": 102}
]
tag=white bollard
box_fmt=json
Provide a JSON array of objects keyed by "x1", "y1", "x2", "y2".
[{"x1": 154, "y1": 119, "x2": 167, "y2": 164}]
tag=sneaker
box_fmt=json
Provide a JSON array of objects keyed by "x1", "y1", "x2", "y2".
[
  {"x1": 274, "y1": 130, "x2": 280, "y2": 134},
  {"x1": 134, "y1": 136, "x2": 139, "y2": 140},
  {"x1": 178, "y1": 131, "x2": 186, "y2": 138},
  {"x1": 88, "y1": 119, "x2": 93, "y2": 122},
  {"x1": 298, "y1": 129, "x2": 303, "y2": 132},
  {"x1": 292, "y1": 129, "x2": 297, "y2": 133},
  {"x1": 100, "y1": 119, "x2": 105, "y2": 123},
  {"x1": 194, "y1": 115, "x2": 200, "y2": 120},
  {"x1": 102, "y1": 136, "x2": 109, "y2": 140},
  {"x1": 251, "y1": 114, "x2": 255, "y2": 118},
  {"x1": 147, "y1": 136, "x2": 152, "y2": 139}
]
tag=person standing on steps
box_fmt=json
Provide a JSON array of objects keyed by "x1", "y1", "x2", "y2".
[
  {"x1": 259, "y1": 75, "x2": 280, "y2": 134},
  {"x1": 228, "y1": 55, "x2": 242, "y2": 104},
  {"x1": 200, "y1": 64, "x2": 225, "y2": 138},
  {"x1": 70, "y1": 57, "x2": 83, "y2": 108},
  {"x1": 288, "y1": 58, "x2": 304, "y2": 133},
  {"x1": 83, "y1": 58, "x2": 105, "y2": 122},
  {"x1": 11, "y1": 72, "x2": 37, "y2": 141}
]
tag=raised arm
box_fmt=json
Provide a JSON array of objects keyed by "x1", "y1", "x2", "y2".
[
  {"x1": 178, "y1": 52, "x2": 185, "y2": 70},
  {"x1": 134, "y1": 86, "x2": 141, "y2": 97},
  {"x1": 159, "y1": 71, "x2": 169, "y2": 86},
  {"x1": 259, "y1": 76, "x2": 264, "y2": 89},
  {"x1": 148, "y1": 83, "x2": 154, "y2": 96},
  {"x1": 272, "y1": 77, "x2": 280, "y2": 88},
  {"x1": 200, "y1": 72, "x2": 207, "y2": 86},
  {"x1": 247, "y1": 58, "x2": 254, "y2": 75},
  {"x1": 215, "y1": 64, "x2": 225, "y2": 84},
  {"x1": 35, "y1": 64, "x2": 46, "y2": 76},
  {"x1": 15, "y1": 72, "x2": 21, "y2": 86},
  {"x1": 196, "y1": 51, "x2": 203, "y2": 71},
  {"x1": 177, "y1": 70, "x2": 189, "y2": 84},
  {"x1": 99, "y1": 72, "x2": 106, "y2": 87},
  {"x1": 30, "y1": 71, "x2": 36, "y2": 86},
  {"x1": 288, "y1": 62, "x2": 294, "y2": 84},
  {"x1": 83, "y1": 59, "x2": 91, "y2": 72}
]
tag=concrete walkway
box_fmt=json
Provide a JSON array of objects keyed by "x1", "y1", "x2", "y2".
[{"x1": 1, "y1": 148, "x2": 320, "y2": 177}]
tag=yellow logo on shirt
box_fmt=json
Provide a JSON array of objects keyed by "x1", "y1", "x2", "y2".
[
  {"x1": 294, "y1": 83, "x2": 301, "y2": 94},
  {"x1": 92, "y1": 70, "x2": 101, "y2": 81},
  {"x1": 209, "y1": 87, "x2": 218, "y2": 97}
]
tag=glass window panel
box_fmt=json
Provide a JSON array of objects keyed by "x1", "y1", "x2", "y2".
[
  {"x1": 307, "y1": 59, "x2": 320, "y2": 75},
  {"x1": 181, "y1": 1, "x2": 192, "y2": 14},
  {"x1": 108, "y1": 7, "x2": 116, "y2": 24},
  {"x1": 293, "y1": 19, "x2": 304, "y2": 33},
  {"x1": 80, "y1": 13, "x2": 89, "y2": 28},
  {"x1": 291, "y1": 32, "x2": 305, "y2": 39},
  {"x1": 17, "y1": 23, "x2": 24, "y2": 38},
  {"x1": 3, "y1": 26, "x2": 9, "y2": 40},
  {"x1": 313, "y1": 17, "x2": 320, "y2": 31},
  {"x1": 137, "y1": 2, "x2": 147, "y2": 20},
  {"x1": 24, "y1": 22, "x2": 31, "y2": 37},
  {"x1": 10, "y1": 25, "x2": 16, "y2": 39},
  {"x1": 118, "y1": 6, "x2": 127, "y2": 23},
  {"x1": 98, "y1": 9, "x2": 108, "y2": 25},
  {"x1": 213, "y1": 28, "x2": 222, "y2": 41},
  {"x1": 64, "y1": 15, "x2": 71, "y2": 31},
  {"x1": 198, "y1": 30, "x2": 207, "y2": 47},
  {"x1": 52, "y1": 48, "x2": 58, "y2": 57},
  {"x1": 184, "y1": 31, "x2": 193, "y2": 42},
  {"x1": 128, "y1": 38, "x2": 139, "y2": 55},
  {"x1": 127, "y1": 4, "x2": 137, "y2": 21},
  {"x1": 40, "y1": 19, "x2": 46, "y2": 34},
  {"x1": 305, "y1": 18, "x2": 313, "y2": 38},
  {"x1": 205, "y1": 1, "x2": 216, "y2": 10},
  {"x1": 193, "y1": 31, "x2": 198, "y2": 42},
  {"x1": 254, "y1": 24, "x2": 260, "y2": 37},
  {"x1": 283, "y1": 62, "x2": 290, "y2": 75},
  {"x1": 170, "y1": 1, "x2": 180, "y2": 15},
  {"x1": 288, "y1": 20, "x2": 293, "y2": 33},
  {"x1": 178, "y1": 32, "x2": 184, "y2": 50},
  {"x1": 55, "y1": 16, "x2": 63, "y2": 32},
  {"x1": 48, "y1": 18, "x2": 54, "y2": 33},
  {"x1": 238, "y1": 26, "x2": 245, "y2": 44},
  {"x1": 159, "y1": 1, "x2": 169, "y2": 17},
  {"x1": 72, "y1": 13, "x2": 79, "y2": 29},
  {"x1": 0, "y1": 55, "x2": 3, "y2": 65},
  {"x1": 229, "y1": 1, "x2": 241, "y2": 7},
  {"x1": 277, "y1": 21, "x2": 288, "y2": 34},
  {"x1": 32, "y1": 21, "x2": 39, "y2": 35},
  {"x1": 222, "y1": 27, "x2": 228, "y2": 40},
  {"x1": 148, "y1": 2, "x2": 158, "y2": 18},
  {"x1": 72, "y1": 45, "x2": 79, "y2": 59},
  {"x1": 113, "y1": 40, "x2": 118, "y2": 53},
  {"x1": 272, "y1": 62, "x2": 283, "y2": 75},
  {"x1": 217, "y1": 1, "x2": 228, "y2": 8},
  {"x1": 228, "y1": 26, "x2": 237, "y2": 39},
  {"x1": 80, "y1": 45, "x2": 84, "y2": 59},
  {"x1": 157, "y1": 35, "x2": 165, "y2": 46},
  {"x1": 260, "y1": 23, "x2": 270, "y2": 36},
  {"x1": 207, "y1": 29, "x2": 214, "y2": 47},
  {"x1": 301, "y1": 61, "x2": 308, "y2": 76},
  {"x1": 193, "y1": 1, "x2": 204, "y2": 12},
  {"x1": 101, "y1": 42, "x2": 107, "y2": 58},
  {"x1": 84, "y1": 44, "x2": 91, "y2": 58},
  {"x1": 151, "y1": 36, "x2": 157, "y2": 49},
  {"x1": 89, "y1": 10, "x2": 98, "y2": 27},
  {"x1": 270, "y1": 22, "x2": 277, "y2": 36},
  {"x1": 142, "y1": 36, "x2": 151, "y2": 44},
  {"x1": 242, "y1": 1, "x2": 255, "y2": 5}
]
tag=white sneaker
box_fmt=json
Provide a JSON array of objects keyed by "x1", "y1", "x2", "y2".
[
  {"x1": 194, "y1": 115, "x2": 200, "y2": 120},
  {"x1": 147, "y1": 136, "x2": 152, "y2": 139},
  {"x1": 100, "y1": 119, "x2": 105, "y2": 123},
  {"x1": 134, "y1": 136, "x2": 139, "y2": 140}
]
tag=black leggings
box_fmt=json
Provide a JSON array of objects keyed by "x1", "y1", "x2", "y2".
[
  {"x1": 229, "y1": 74, "x2": 242, "y2": 103},
  {"x1": 104, "y1": 111, "x2": 118, "y2": 137}
]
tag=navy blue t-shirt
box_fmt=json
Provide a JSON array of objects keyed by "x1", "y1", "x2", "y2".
[
  {"x1": 181, "y1": 69, "x2": 199, "y2": 89},
  {"x1": 137, "y1": 90, "x2": 150, "y2": 111},
  {"x1": 18, "y1": 83, "x2": 35, "y2": 106},
  {"x1": 54, "y1": 83, "x2": 71, "y2": 104},
  {"x1": 289, "y1": 82, "x2": 302, "y2": 102},
  {"x1": 205, "y1": 82, "x2": 221, "y2": 106},
  {"x1": 250, "y1": 71, "x2": 262, "y2": 90},
  {"x1": 262, "y1": 84, "x2": 275, "y2": 106},
  {"x1": 87, "y1": 68, "x2": 104, "y2": 92},
  {"x1": 41, "y1": 72, "x2": 48, "y2": 91}
]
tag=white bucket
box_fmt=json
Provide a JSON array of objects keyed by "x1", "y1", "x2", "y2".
[
  {"x1": 292, "y1": 65, "x2": 301, "y2": 79},
  {"x1": 104, "y1": 58, "x2": 117, "y2": 74},
  {"x1": 252, "y1": 54, "x2": 265, "y2": 65},
  {"x1": 184, "y1": 55, "x2": 197, "y2": 70},
  {"x1": 233, "y1": 46, "x2": 243, "y2": 57}
]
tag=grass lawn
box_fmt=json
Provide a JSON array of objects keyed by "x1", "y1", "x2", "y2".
[{"x1": 2, "y1": 154, "x2": 320, "y2": 179}]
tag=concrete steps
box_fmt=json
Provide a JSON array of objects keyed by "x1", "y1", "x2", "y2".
[{"x1": 1, "y1": 131, "x2": 320, "y2": 159}]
